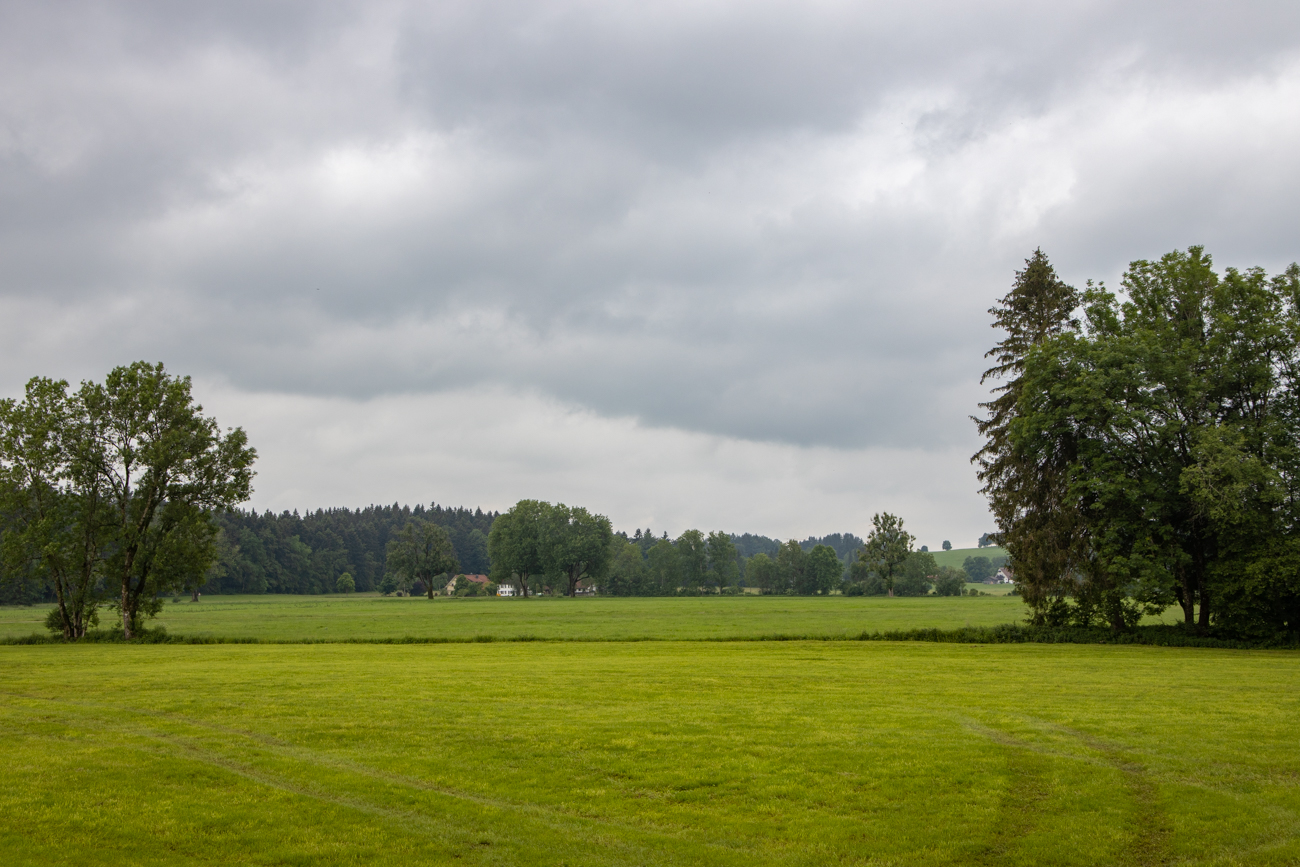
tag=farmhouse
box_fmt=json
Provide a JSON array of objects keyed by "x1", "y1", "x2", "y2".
[
  {"x1": 993, "y1": 566, "x2": 1014, "y2": 585},
  {"x1": 443, "y1": 574, "x2": 492, "y2": 595},
  {"x1": 497, "y1": 584, "x2": 517, "y2": 597}
]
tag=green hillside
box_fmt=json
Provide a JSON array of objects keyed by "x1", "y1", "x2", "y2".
[{"x1": 926, "y1": 546, "x2": 1008, "y2": 570}]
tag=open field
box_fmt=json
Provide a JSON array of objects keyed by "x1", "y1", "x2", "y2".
[
  {"x1": 2, "y1": 641, "x2": 1297, "y2": 865},
  {"x1": 0, "y1": 594, "x2": 1042, "y2": 641},
  {"x1": 928, "y1": 546, "x2": 1009, "y2": 569}
]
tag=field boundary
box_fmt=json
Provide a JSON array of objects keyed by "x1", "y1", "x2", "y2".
[{"x1": 4, "y1": 623, "x2": 1296, "y2": 649}]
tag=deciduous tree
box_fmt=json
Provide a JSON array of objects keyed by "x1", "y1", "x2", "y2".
[{"x1": 856, "y1": 513, "x2": 913, "y2": 597}]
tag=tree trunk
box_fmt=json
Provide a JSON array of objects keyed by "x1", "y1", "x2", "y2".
[
  {"x1": 1175, "y1": 578, "x2": 1194, "y2": 625},
  {"x1": 192, "y1": 587, "x2": 200, "y2": 602},
  {"x1": 1197, "y1": 585, "x2": 1211, "y2": 632},
  {"x1": 121, "y1": 582, "x2": 132, "y2": 639}
]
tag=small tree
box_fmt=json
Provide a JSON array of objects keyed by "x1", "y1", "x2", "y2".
[
  {"x1": 856, "y1": 513, "x2": 914, "y2": 597},
  {"x1": 933, "y1": 567, "x2": 966, "y2": 596},
  {"x1": 942, "y1": 540, "x2": 952, "y2": 551},
  {"x1": 387, "y1": 519, "x2": 459, "y2": 599},
  {"x1": 963, "y1": 556, "x2": 995, "y2": 583},
  {"x1": 802, "y1": 544, "x2": 842, "y2": 595},
  {"x1": 706, "y1": 531, "x2": 740, "y2": 592},
  {"x1": 336, "y1": 572, "x2": 355, "y2": 593}
]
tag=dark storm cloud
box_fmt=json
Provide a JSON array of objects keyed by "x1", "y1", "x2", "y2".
[{"x1": 2, "y1": 0, "x2": 1299, "y2": 453}]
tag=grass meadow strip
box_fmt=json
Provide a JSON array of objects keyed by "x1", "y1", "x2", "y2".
[{"x1": 4, "y1": 623, "x2": 1296, "y2": 649}]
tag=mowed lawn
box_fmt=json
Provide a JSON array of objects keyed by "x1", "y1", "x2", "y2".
[
  {"x1": 1, "y1": 641, "x2": 1296, "y2": 866},
  {"x1": 9, "y1": 594, "x2": 1040, "y2": 642}
]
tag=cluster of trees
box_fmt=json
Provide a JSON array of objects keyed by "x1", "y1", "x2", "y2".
[
  {"x1": 0, "y1": 363, "x2": 255, "y2": 638},
  {"x1": 977, "y1": 247, "x2": 1300, "y2": 636},
  {"x1": 204, "y1": 503, "x2": 494, "y2": 595},
  {"x1": 486, "y1": 500, "x2": 615, "y2": 596}
]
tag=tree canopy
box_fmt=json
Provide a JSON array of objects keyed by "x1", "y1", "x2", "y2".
[
  {"x1": 0, "y1": 363, "x2": 256, "y2": 637},
  {"x1": 977, "y1": 247, "x2": 1300, "y2": 636}
]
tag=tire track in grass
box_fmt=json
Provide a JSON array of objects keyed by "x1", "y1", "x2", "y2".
[
  {"x1": 957, "y1": 722, "x2": 1053, "y2": 866},
  {"x1": 0, "y1": 693, "x2": 759, "y2": 866},
  {"x1": 967, "y1": 716, "x2": 1174, "y2": 867},
  {"x1": 1050, "y1": 727, "x2": 1173, "y2": 867}
]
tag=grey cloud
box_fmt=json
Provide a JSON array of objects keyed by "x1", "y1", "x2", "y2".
[{"x1": 2, "y1": 0, "x2": 1299, "y2": 459}]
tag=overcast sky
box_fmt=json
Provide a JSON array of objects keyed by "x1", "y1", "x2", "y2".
[{"x1": 2, "y1": 1, "x2": 1299, "y2": 547}]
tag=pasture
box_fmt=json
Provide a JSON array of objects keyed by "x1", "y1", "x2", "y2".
[
  {"x1": 2, "y1": 641, "x2": 1297, "y2": 865},
  {"x1": 0, "y1": 594, "x2": 1038, "y2": 642}
]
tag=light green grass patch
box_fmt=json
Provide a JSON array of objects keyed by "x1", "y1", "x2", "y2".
[
  {"x1": 1, "y1": 642, "x2": 1296, "y2": 865},
  {"x1": 0, "y1": 594, "x2": 1036, "y2": 642}
]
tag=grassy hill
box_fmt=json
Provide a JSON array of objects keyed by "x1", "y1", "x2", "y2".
[{"x1": 926, "y1": 545, "x2": 1008, "y2": 570}]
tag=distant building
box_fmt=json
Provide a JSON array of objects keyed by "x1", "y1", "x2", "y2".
[
  {"x1": 574, "y1": 580, "x2": 596, "y2": 596},
  {"x1": 993, "y1": 566, "x2": 1014, "y2": 585},
  {"x1": 497, "y1": 584, "x2": 517, "y2": 597},
  {"x1": 445, "y1": 573, "x2": 492, "y2": 595}
]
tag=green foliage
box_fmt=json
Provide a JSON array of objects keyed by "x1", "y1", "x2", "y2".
[
  {"x1": 675, "y1": 529, "x2": 707, "y2": 589},
  {"x1": 487, "y1": 500, "x2": 550, "y2": 596},
  {"x1": 933, "y1": 567, "x2": 966, "y2": 597},
  {"x1": 745, "y1": 552, "x2": 779, "y2": 594},
  {"x1": 981, "y1": 247, "x2": 1300, "y2": 635},
  {"x1": 855, "y1": 513, "x2": 914, "y2": 596},
  {"x1": 801, "y1": 545, "x2": 841, "y2": 595},
  {"x1": 962, "y1": 556, "x2": 995, "y2": 583},
  {"x1": 0, "y1": 363, "x2": 255, "y2": 638},
  {"x1": 706, "y1": 531, "x2": 740, "y2": 591},
  {"x1": 942, "y1": 540, "x2": 952, "y2": 551},
  {"x1": 545, "y1": 504, "x2": 614, "y2": 596},
  {"x1": 207, "y1": 503, "x2": 496, "y2": 596},
  {"x1": 335, "y1": 572, "x2": 355, "y2": 593},
  {"x1": 895, "y1": 550, "x2": 937, "y2": 597},
  {"x1": 646, "y1": 538, "x2": 680, "y2": 594},
  {"x1": 386, "y1": 519, "x2": 459, "y2": 599}
]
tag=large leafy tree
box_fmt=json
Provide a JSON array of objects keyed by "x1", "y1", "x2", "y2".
[
  {"x1": 81, "y1": 363, "x2": 255, "y2": 637},
  {"x1": 0, "y1": 364, "x2": 255, "y2": 638},
  {"x1": 387, "y1": 519, "x2": 460, "y2": 599},
  {"x1": 0, "y1": 379, "x2": 112, "y2": 638},
  {"x1": 856, "y1": 513, "x2": 913, "y2": 597},
  {"x1": 987, "y1": 247, "x2": 1300, "y2": 634},
  {"x1": 545, "y1": 504, "x2": 614, "y2": 596},
  {"x1": 487, "y1": 499, "x2": 552, "y2": 597}
]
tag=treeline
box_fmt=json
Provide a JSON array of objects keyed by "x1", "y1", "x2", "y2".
[
  {"x1": 490, "y1": 502, "x2": 972, "y2": 597},
  {"x1": 205, "y1": 504, "x2": 495, "y2": 595}
]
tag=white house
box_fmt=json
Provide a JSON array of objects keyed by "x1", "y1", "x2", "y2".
[
  {"x1": 497, "y1": 584, "x2": 517, "y2": 597},
  {"x1": 993, "y1": 566, "x2": 1015, "y2": 584}
]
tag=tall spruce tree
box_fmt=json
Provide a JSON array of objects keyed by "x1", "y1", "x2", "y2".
[{"x1": 973, "y1": 250, "x2": 1083, "y2": 624}]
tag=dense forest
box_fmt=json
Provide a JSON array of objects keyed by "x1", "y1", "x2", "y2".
[{"x1": 203, "y1": 504, "x2": 496, "y2": 595}]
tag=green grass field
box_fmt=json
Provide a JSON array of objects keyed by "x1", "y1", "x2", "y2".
[
  {"x1": 2, "y1": 641, "x2": 1297, "y2": 865},
  {"x1": 1, "y1": 594, "x2": 1040, "y2": 642},
  {"x1": 928, "y1": 545, "x2": 1008, "y2": 569}
]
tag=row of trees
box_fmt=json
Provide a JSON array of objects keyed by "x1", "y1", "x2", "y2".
[
  {"x1": 485, "y1": 501, "x2": 973, "y2": 598},
  {"x1": 0, "y1": 363, "x2": 255, "y2": 638},
  {"x1": 977, "y1": 247, "x2": 1300, "y2": 636}
]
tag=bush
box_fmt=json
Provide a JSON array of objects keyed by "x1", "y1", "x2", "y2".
[
  {"x1": 378, "y1": 574, "x2": 398, "y2": 596},
  {"x1": 336, "y1": 573, "x2": 355, "y2": 594}
]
